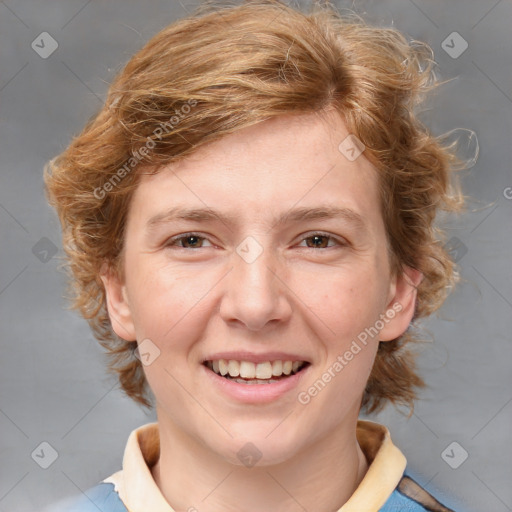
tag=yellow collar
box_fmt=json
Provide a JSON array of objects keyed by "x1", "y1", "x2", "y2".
[{"x1": 103, "y1": 420, "x2": 406, "y2": 512}]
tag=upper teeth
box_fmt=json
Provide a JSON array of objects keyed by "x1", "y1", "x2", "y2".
[{"x1": 207, "y1": 360, "x2": 305, "y2": 379}]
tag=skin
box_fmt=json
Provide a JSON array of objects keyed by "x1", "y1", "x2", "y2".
[{"x1": 102, "y1": 110, "x2": 422, "y2": 512}]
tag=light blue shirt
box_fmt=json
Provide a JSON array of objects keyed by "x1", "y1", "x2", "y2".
[{"x1": 47, "y1": 477, "x2": 456, "y2": 511}]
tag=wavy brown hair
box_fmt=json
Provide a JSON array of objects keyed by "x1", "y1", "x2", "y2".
[{"x1": 44, "y1": 0, "x2": 465, "y2": 414}]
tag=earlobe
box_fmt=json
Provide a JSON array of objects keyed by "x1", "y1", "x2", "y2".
[
  {"x1": 379, "y1": 266, "x2": 423, "y2": 342},
  {"x1": 100, "y1": 263, "x2": 136, "y2": 341}
]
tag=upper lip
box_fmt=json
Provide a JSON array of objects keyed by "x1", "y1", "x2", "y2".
[{"x1": 202, "y1": 351, "x2": 311, "y2": 364}]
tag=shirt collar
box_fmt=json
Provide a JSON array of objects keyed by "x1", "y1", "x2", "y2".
[{"x1": 103, "y1": 420, "x2": 406, "y2": 512}]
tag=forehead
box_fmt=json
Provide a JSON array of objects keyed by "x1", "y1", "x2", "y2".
[{"x1": 129, "y1": 111, "x2": 382, "y2": 232}]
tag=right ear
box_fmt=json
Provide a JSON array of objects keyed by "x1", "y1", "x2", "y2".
[{"x1": 99, "y1": 263, "x2": 136, "y2": 341}]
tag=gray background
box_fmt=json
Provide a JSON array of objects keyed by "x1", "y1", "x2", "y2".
[{"x1": 0, "y1": 1, "x2": 511, "y2": 511}]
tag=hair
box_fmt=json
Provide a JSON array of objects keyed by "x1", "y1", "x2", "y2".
[{"x1": 44, "y1": 0, "x2": 465, "y2": 414}]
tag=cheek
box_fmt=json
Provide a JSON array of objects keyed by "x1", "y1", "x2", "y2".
[
  {"x1": 305, "y1": 262, "x2": 388, "y2": 341},
  {"x1": 125, "y1": 260, "x2": 218, "y2": 346},
  {"x1": 125, "y1": 263, "x2": 217, "y2": 406}
]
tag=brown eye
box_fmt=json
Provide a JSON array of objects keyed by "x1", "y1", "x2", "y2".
[
  {"x1": 180, "y1": 235, "x2": 203, "y2": 248},
  {"x1": 166, "y1": 233, "x2": 211, "y2": 249},
  {"x1": 300, "y1": 233, "x2": 343, "y2": 249},
  {"x1": 305, "y1": 234, "x2": 330, "y2": 248}
]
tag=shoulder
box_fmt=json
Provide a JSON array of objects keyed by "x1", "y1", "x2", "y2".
[
  {"x1": 44, "y1": 482, "x2": 127, "y2": 512},
  {"x1": 380, "y1": 475, "x2": 456, "y2": 512}
]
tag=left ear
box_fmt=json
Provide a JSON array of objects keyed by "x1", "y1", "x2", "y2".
[{"x1": 379, "y1": 266, "x2": 423, "y2": 342}]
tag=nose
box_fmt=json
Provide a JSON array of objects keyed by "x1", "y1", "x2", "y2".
[{"x1": 219, "y1": 238, "x2": 293, "y2": 332}]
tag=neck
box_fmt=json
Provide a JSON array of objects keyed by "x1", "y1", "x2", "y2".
[{"x1": 151, "y1": 410, "x2": 369, "y2": 512}]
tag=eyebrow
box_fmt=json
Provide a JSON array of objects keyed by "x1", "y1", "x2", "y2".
[{"x1": 146, "y1": 205, "x2": 369, "y2": 233}]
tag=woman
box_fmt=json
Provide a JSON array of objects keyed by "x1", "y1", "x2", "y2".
[{"x1": 45, "y1": 1, "x2": 464, "y2": 510}]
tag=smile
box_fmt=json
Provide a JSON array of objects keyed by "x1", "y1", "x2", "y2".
[{"x1": 203, "y1": 359, "x2": 310, "y2": 385}]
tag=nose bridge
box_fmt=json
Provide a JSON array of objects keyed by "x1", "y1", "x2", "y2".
[
  {"x1": 233, "y1": 234, "x2": 279, "y2": 299},
  {"x1": 220, "y1": 235, "x2": 290, "y2": 329}
]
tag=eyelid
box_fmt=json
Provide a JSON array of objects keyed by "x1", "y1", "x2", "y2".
[
  {"x1": 165, "y1": 232, "x2": 215, "y2": 248},
  {"x1": 297, "y1": 231, "x2": 348, "y2": 248},
  {"x1": 164, "y1": 231, "x2": 348, "y2": 249}
]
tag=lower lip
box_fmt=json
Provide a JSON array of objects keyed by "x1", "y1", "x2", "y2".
[{"x1": 201, "y1": 364, "x2": 310, "y2": 403}]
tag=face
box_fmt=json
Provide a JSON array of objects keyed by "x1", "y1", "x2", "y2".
[{"x1": 103, "y1": 111, "x2": 420, "y2": 465}]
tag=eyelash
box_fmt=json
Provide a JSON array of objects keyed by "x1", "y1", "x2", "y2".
[{"x1": 164, "y1": 232, "x2": 347, "y2": 250}]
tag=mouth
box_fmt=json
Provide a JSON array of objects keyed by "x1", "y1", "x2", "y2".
[{"x1": 202, "y1": 359, "x2": 311, "y2": 385}]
